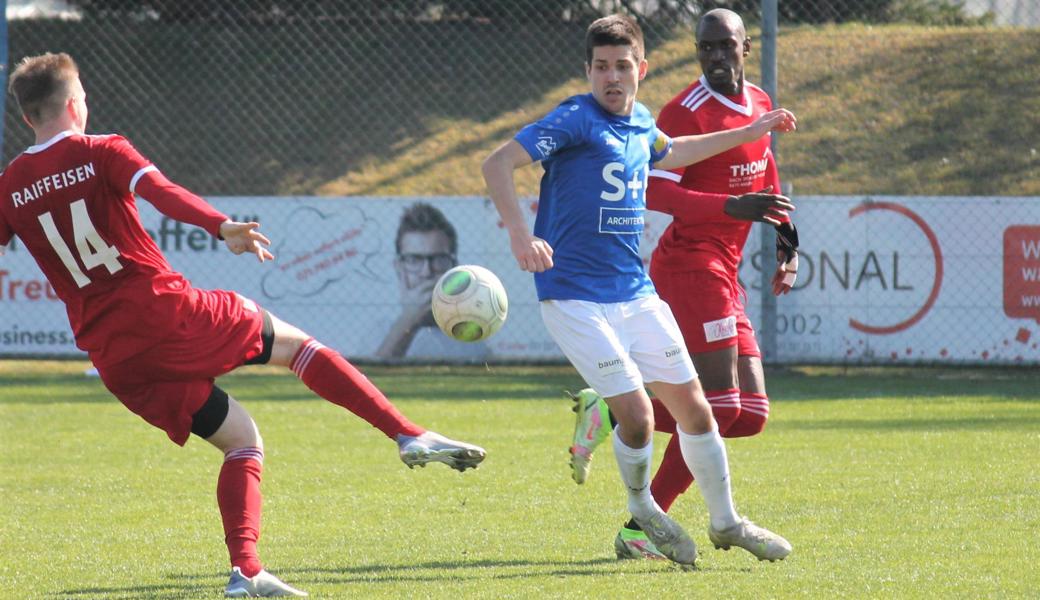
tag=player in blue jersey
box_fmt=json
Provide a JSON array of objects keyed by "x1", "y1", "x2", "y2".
[{"x1": 481, "y1": 14, "x2": 794, "y2": 566}]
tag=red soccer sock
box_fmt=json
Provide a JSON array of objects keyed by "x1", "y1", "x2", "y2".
[
  {"x1": 649, "y1": 434, "x2": 694, "y2": 512},
  {"x1": 217, "y1": 449, "x2": 265, "y2": 578},
  {"x1": 706, "y1": 388, "x2": 741, "y2": 434},
  {"x1": 725, "y1": 393, "x2": 770, "y2": 438},
  {"x1": 291, "y1": 338, "x2": 424, "y2": 439},
  {"x1": 650, "y1": 396, "x2": 677, "y2": 433}
]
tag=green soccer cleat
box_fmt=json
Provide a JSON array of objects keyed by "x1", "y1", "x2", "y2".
[
  {"x1": 397, "y1": 430, "x2": 486, "y2": 472},
  {"x1": 567, "y1": 388, "x2": 610, "y2": 484},
  {"x1": 631, "y1": 510, "x2": 698, "y2": 566},
  {"x1": 614, "y1": 524, "x2": 668, "y2": 560},
  {"x1": 224, "y1": 567, "x2": 308, "y2": 597},
  {"x1": 708, "y1": 517, "x2": 792, "y2": 562}
]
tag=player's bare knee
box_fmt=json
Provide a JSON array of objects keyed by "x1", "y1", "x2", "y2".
[
  {"x1": 193, "y1": 388, "x2": 263, "y2": 452},
  {"x1": 606, "y1": 409, "x2": 652, "y2": 446}
]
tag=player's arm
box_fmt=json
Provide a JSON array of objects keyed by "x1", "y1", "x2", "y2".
[
  {"x1": 481, "y1": 140, "x2": 554, "y2": 273},
  {"x1": 654, "y1": 108, "x2": 796, "y2": 171},
  {"x1": 100, "y1": 135, "x2": 272, "y2": 263},
  {"x1": 646, "y1": 171, "x2": 729, "y2": 221},
  {"x1": 762, "y1": 155, "x2": 799, "y2": 295},
  {"x1": 135, "y1": 171, "x2": 273, "y2": 263}
]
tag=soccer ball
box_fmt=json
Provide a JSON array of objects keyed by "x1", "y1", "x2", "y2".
[{"x1": 431, "y1": 265, "x2": 508, "y2": 342}]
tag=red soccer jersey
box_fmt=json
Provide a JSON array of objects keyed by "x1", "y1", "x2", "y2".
[
  {"x1": 648, "y1": 76, "x2": 783, "y2": 275},
  {"x1": 0, "y1": 131, "x2": 228, "y2": 366}
]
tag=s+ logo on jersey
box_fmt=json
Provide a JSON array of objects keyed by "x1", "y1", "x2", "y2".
[{"x1": 600, "y1": 163, "x2": 646, "y2": 202}]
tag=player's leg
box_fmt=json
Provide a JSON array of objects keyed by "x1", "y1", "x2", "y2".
[
  {"x1": 631, "y1": 274, "x2": 742, "y2": 549},
  {"x1": 633, "y1": 295, "x2": 790, "y2": 562},
  {"x1": 263, "y1": 311, "x2": 485, "y2": 471},
  {"x1": 541, "y1": 299, "x2": 696, "y2": 566},
  {"x1": 648, "y1": 377, "x2": 790, "y2": 561},
  {"x1": 726, "y1": 317, "x2": 771, "y2": 437},
  {"x1": 192, "y1": 387, "x2": 307, "y2": 597},
  {"x1": 644, "y1": 347, "x2": 741, "y2": 517}
]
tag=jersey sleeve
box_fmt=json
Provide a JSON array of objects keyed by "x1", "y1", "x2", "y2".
[
  {"x1": 646, "y1": 174, "x2": 729, "y2": 222},
  {"x1": 645, "y1": 99, "x2": 729, "y2": 222},
  {"x1": 135, "y1": 171, "x2": 229, "y2": 238},
  {"x1": 97, "y1": 134, "x2": 156, "y2": 195},
  {"x1": 648, "y1": 126, "x2": 672, "y2": 165},
  {"x1": 764, "y1": 148, "x2": 790, "y2": 225},
  {"x1": 513, "y1": 99, "x2": 586, "y2": 162},
  {"x1": 97, "y1": 135, "x2": 228, "y2": 237},
  {"x1": 649, "y1": 99, "x2": 697, "y2": 181}
]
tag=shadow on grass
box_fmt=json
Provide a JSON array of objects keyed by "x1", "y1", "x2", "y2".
[
  {"x1": 56, "y1": 557, "x2": 745, "y2": 598},
  {"x1": 0, "y1": 370, "x2": 587, "y2": 404},
  {"x1": 53, "y1": 582, "x2": 214, "y2": 599}
]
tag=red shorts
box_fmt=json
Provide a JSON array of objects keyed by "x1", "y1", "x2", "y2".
[
  {"x1": 652, "y1": 268, "x2": 760, "y2": 357},
  {"x1": 95, "y1": 287, "x2": 267, "y2": 446}
]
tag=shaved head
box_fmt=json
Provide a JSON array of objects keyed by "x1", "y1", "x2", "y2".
[{"x1": 697, "y1": 8, "x2": 746, "y2": 41}]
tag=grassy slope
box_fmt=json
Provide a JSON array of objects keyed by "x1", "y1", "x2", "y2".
[
  {"x1": 1, "y1": 362, "x2": 1038, "y2": 598},
  {"x1": 317, "y1": 24, "x2": 1040, "y2": 197}
]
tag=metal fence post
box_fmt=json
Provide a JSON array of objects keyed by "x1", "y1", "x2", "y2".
[{"x1": 759, "y1": 0, "x2": 779, "y2": 362}]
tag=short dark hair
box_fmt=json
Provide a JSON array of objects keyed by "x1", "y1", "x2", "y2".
[
  {"x1": 8, "y1": 52, "x2": 79, "y2": 124},
  {"x1": 585, "y1": 14, "x2": 644, "y2": 65},
  {"x1": 395, "y1": 202, "x2": 457, "y2": 255}
]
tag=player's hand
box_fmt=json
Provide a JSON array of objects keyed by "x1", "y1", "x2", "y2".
[
  {"x1": 220, "y1": 220, "x2": 274, "y2": 263},
  {"x1": 724, "y1": 186, "x2": 795, "y2": 226},
  {"x1": 511, "y1": 234, "x2": 554, "y2": 273},
  {"x1": 748, "y1": 108, "x2": 797, "y2": 138},
  {"x1": 771, "y1": 251, "x2": 798, "y2": 296}
]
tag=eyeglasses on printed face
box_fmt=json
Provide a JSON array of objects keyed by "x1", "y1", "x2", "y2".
[{"x1": 397, "y1": 252, "x2": 456, "y2": 273}]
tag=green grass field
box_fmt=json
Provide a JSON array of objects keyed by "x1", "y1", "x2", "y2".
[{"x1": 1, "y1": 361, "x2": 1038, "y2": 599}]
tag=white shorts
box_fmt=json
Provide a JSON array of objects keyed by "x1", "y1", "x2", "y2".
[{"x1": 540, "y1": 295, "x2": 697, "y2": 398}]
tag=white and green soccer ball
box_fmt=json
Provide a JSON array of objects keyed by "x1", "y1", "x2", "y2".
[{"x1": 431, "y1": 265, "x2": 508, "y2": 342}]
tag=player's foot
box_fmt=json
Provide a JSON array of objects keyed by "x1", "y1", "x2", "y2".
[
  {"x1": 567, "y1": 388, "x2": 610, "y2": 484},
  {"x1": 631, "y1": 510, "x2": 697, "y2": 566},
  {"x1": 708, "y1": 517, "x2": 792, "y2": 562},
  {"x1": 224, "y1": 567, "x2": 308, "y2": 597},
  {"x1": 614, "y1": 524, "x2": 668, "y2": 560},
  {"x1": 397, "y1": 431, "x2": 486, "y2": 472}
]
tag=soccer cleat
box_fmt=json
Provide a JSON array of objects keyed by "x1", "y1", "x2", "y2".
[
  {"x1": 708, "y1": 517, "x2": 792, "y2": 562},
  {"x1": 224, "y1": 567, "x2": 308, "y2": 597},
  {"x1": 631, "y1": 510, "x2": 698, "y2": 566},
  {"x1": 397, "y1": 430, "x2": 486, "y2": 472},
  {"x1": 614, "y1": 525, "x2": 668, "y2": 560},
  {"x1": 567, "y1": 388, "x2": 610, "y2": 484}
]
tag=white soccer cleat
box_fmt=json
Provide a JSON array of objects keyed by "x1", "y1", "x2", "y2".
[
  {"x1": 224, "y1": 567, "x2": 308, "y2": 597},
  {"x1": 708, "y1": 517, "x2": 792, "y2": 562},
  {"x1": 631, "y1": 510, "x2": 698, "y2": 566},
  {"x1": 397, "y1": 430, "x2": 486, "y2": 472}
]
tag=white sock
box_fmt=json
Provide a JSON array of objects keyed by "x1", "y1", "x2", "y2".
[
  {"x1": 612, "y1": 426, "x2": 659, "y2": 520},
  {"x1": 677, "y1": 425, "x2": 740, "y2": 531}
]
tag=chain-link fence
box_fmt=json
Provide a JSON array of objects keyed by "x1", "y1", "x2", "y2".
[
  {"x1": 2, "y1": 0, "x2": 1038, "y2": 365},
  {"x1": 4, "y1": 0, "x2": 1036, "y2": 195}
]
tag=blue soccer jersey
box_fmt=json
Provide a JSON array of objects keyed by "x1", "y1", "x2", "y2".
[{"x1": 514, "y1": 94, "x2": 672, "y2": 303}]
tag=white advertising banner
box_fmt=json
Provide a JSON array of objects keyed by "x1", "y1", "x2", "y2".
[
  {"x1": 1, "y1": 195, "x2": 1037, "y2": 365},
  {"x1": 729, "y1": 196, "x2": 1040, "y2": 365},
  {"x1": 0, "y1": 196, "x2": 556, "y2": 362}
]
